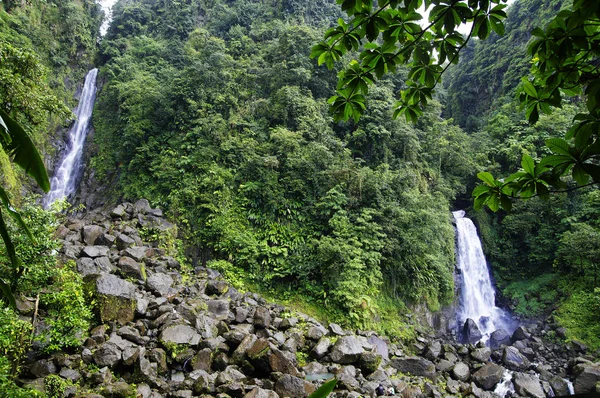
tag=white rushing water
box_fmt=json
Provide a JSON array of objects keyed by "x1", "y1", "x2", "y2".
[
  {"x1": 44, "y1": 68, "x2": 98, "y2": 207},
  {"x1": 98, "y1": 0, "x2": 118, "y2": 36},
  {"x1": 453, "y1": 210, "x2": 513, "y2": 341}
]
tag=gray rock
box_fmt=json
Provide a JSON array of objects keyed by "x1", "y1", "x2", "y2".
[
  {"x1": 452, "y1": 362, "x2": 470, "y2": 382},
  {"x1": 471, "y1": 363, "x2": 504, "y2": 391},
  {"x1": 244, "y1": 387, "x2": 280, "y2": 398},
  {"x1": 424, "y1": 340, "x2": 442, "y2": 361},
  {"x1": 30, "y1": 359, "x2": 56, "y2": 377},
  {"x1": 471, "y1": 347, "x2": 492, "y2": 363},
  {"x1": 195, "y1": 313, "x2": 219, "y2": 339},
  {"x1": 146, "y1": 273, "x2": 173, "y2": 297},
  {"x1": 94, "y1": 256, "x2": 114, "y2": 273},
  {"x1": 116, "y1": 233, "x2": 136, "y2": 250},
  {"x1": 59, "y1": 367, "x2": 81, "y2": 382},
  {"x1": 310, "y1": 337, "x2": 332, "y2": 359},
  {"x1": 574, "y1": 363, "x2": 600, "y2": 393},
  {"x1": 254, "y1": 306, "x2": 271, "y2": 328},
  {"x1": 367, "y1": 335, "x2": 389, "y2": 360},
  {"x1": 329, "y1": 323, "x2": 346, "y2": 336},
  {"x1": 462, "y1": 318, "x2": 482, "y2": 344},
  {"x1": 232, "y1": 334, "x2": 258, "y2": 363},
  {"x1": 502, "y1": 346, "x2": 530, "y2": 370},
  {"x1": 82, "y1": 225, "x2": 104, "y2": 246},
  {"x1": 191, "y1": 369, "x2": 212, "y2": 394},
  {"x1": 390, "y1": 357, "x2": 436, "y2": 380},
  {"x1": 122, "y1": 346, "x2": 141, "y2": 366},
  {"x1": 111, "y1": 205, "x2": 126, "y2": 218},
  {"x1": 77, "y1": 257, "x2": 102, "y2": 277},
  {"x1": 549, "y1": 376, "x2": 572, "y2": 396},
  {"x1": 513, "y1": 373, "x2": 545, "y2": 398},
  {"x1": 490, "y1": 329, "x2": 511, "y2": 349},
  {"x1": 330, "y1": 335, "x2": 364, "y2": 364},
  {"x1": 275, "y1": 374, "x2": 315, "y2": 398},
  {"x1": 206, "y1": 299, "x2": 230, "y2": 321},
  {"x1": 160, "y1": 324, "x2": 201, "y2": 346},
  {"x1": 269, "y1": 348, "x2": 299, "y2": 376},
  {"x1": 97, "y1": 233, "x2": 116, "y2": 247},
  {"x1": 118, "y1": 256, "x2": 145, "y2": 280},
  {"x1": 303, "y1": 361, "x2": 328, "y2": 375},
  {"x1": 81, "y1": 245, "x2": 110, "y2": 258},
  {"x1": 93, "y1": 342, "x2": 122, "y2": 367},
  {"x1": 134, "y1": 199, "x2": 152, "y2": 214},
  {"x1": 191, "y1": 348, "x2": 213, "y2": 372},
  {"x1": 436, "y1": 359, "x2": 455, "y2": 372},
  {"x1": 307, "y1": 325, "x2": 327, "y2": 340},
  {"x1": 124, "y1": 246, "x2": 150, "y2": 261},
  {"x1": 117, "y1": 326, "x2": 145, "y2": 345},
  {"x1": 512, "y1": 326, "x2": 530, "y2": 341}
]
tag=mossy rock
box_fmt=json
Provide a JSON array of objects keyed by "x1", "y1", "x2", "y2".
[{"x1": 359, "y1": 352, "x2": 382, "y2": 375}]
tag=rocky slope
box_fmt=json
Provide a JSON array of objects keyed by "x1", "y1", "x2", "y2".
[{"x1": 15, "y1": 200, "x2": 600, "y2": 397}]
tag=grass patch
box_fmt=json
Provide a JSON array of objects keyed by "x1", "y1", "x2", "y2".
[{"x1": 555, "y1": 287, "x2": 600, "y2": 352}]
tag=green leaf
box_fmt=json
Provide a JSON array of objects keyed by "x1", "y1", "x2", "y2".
[
  {"x1": 0, "y1": 109, "x2": 50, "y2": 192},
  {"x1": 521, "y1": 78, "x2": 538, "y2": 98},
  {"x1": 546, "y1": 138, "x2": 572, "y2": 156},
  {"x1": 477, "y1": 171, "x2": 496, "y2": 186},
  {"x1": 0, "y1": 279, "x2": 16, "y2": 310},
  {"x1": 0, "y1": 186, "x2": 34, "y2": 242},
  {"x1": 572, "y1": 164, "x2": 589, "y2": 185},
  {"x1": 521, "y1": 154, "x2": 535, "y2": 175},
  {"x1": 308, "y1": 379, "x2": 338, "y2": 398}
]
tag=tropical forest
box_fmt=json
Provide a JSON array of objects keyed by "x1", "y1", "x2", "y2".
[{"x1": 0, "y1": 0, "x2": 599, "y2": 396}]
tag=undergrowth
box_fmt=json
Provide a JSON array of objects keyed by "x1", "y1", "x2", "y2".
[{"x1": 502, "y1": 273, "x2": 560, "y2": 316}]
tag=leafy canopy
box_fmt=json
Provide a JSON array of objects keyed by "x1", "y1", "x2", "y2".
[{"x1": 311, "y1": 0, "x2": 508, "y2": 123}]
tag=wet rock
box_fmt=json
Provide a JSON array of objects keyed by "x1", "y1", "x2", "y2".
[
  {"x1": 424, "y1": 341, "x2": 442, "y2": 361},
  {"x1": 462, "y1": 318, "x2": 482, "y2": 344},
  {"x1": 247, "y1": 338, "x2": 273, "y2": 376},
  {"x1": 471, "y1": 347, "x2": 492, "y2": 363},
  {"x1": 490, "y1": 329, "x2": 511, "y2": 349},
  {"x1": 513, "y1": 373, "x2": 545, "y2": 398},
  {"x1": 549, "y1": 376, "x2": 572, "y2": 396},
  {"x1": 390, "y1": 357, "x2": 436, "y2": 380},
  {"x1": 502, "y1": 346, "x2": 530, "y2": 370},
  {"x1": 512, "y1": 326, "x2": 531, "y2": 341},
  {"x1": 191, "y1": 348, "x2": 213, "y2": 372},
  {"x1": 358, "y1": 352, "x2": 382, "y2": 375},
  {"x1": 471, "y1": 363, "x2": 504, "y2": 391},
  {"x1": 574, "y1": 363, "x2": 600, "y2": 393}
]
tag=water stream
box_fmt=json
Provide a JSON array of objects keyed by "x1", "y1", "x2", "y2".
[
  {"x1": 453, "y1": 210, "x2": 514, "y2": 341},
  {"x1": 44, "y1": 68, "x2": 98, "y2": 207}
]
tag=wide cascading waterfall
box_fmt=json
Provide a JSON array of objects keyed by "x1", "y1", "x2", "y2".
[
  {"x1": 44, "y1": 68, "x2": 98, "y2": 207},
  {"x1": 453, "y1": 210, "x2": 514, "y2": 342}
]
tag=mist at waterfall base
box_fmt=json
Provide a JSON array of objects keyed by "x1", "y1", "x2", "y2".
[
  {"x1": 44, "y1": 68, "x2": 98, "y2": 208},
  {"x1": 453, "y1": 210, "x2": 516, "y2": 343}
]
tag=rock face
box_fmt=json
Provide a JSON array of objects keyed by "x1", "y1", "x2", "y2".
[{"x1": 15, "y1": 200, "x2": 588, "y2": 398}]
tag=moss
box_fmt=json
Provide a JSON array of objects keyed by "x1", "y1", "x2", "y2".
[
  {"x1": 98, "y1": 295, "x2": 136, "y2": 326},
  {"x1": 295, "y1": 351, "x2": 309, "y2": 367}
]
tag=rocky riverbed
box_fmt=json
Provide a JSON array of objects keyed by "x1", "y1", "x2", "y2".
[{"x1": 15, "y1": 200, "x2": 600, "y2": 397}]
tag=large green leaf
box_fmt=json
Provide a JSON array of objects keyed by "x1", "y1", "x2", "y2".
[
  {"x1": 308, "y1": 379, "x2": 337, "y2": 398},
  {"x1": 0, "y1": 109, "x2": 50, "y2": 192}
]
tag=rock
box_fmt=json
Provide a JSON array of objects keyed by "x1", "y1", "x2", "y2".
[
  {"x1": 549, "y1": 376, "x2": 572, "y2": 396},
  {"x1": 470, "y1": 347, "x2": 492, "y2": 363},
  {"x1": 191, "y1": 348, "x2": 213, "y2": 372},
  {"x1": 489, "y1": 329, "x2": 511, "y2": 349},
  {"x1": 424, "y1": 341, "x2": 442, "y2": 361},
  {"x1": 206, "y1": 299, "x2": 231, "y2": 321},
  {"x1": 329, "y1": 323, "x2": 346, "y2": 336},
  {"x1": 59, "y1": 367, "x2": 81, "y2": 382},
  {"x1": 436, "y1": 359, "x2": 454, "y2": 372},
  {"x1": 337, "y1": 365, "x2": 360, "y2": 391},
  {"x1": 97, "y1": 233, "x2": 116, "y2": 247},
  {"x1": 358, "y1": 352, "x2": 382, "y2": 375},
  {"x1": 95, "y1": 274, "x2": 136, "y2": 325},
  {"x1": 93, "y1": 343, "x2": 122, "y2": 367},
  {"x1": 81, "y1": 245, "x2": 110, "y2": 258},
  {"x1": 244, "y1": 387, "x2": 280, "y2": 398},
  {"x1": 390, "y1": 357, "x2": 436, "y2": 380},
  {"x1": 274, "y1": 374, "x2": 315, "y2": 398},
  {"x1": 253, "y1": 306, "x2": 271, "y2": 328},
  {"x1": 367, "y1": 335, "x2": 389, "y2": 360},
  {"x1": 502, "y1": 346, "x2": 530, "y2": 370},
  {"x1": 462, "y1": 318, "x2": 482, "y2": 344},
  {"x1": 512, "y1": 326, "x2": 530, "y2": 341},
  {"x1": 77, "y1": 257, "x2": 103, "y2": 277},
  {"x1": 192, "y1": 369, "x2": 212, "y2": 394},
  {"x1": 30, "y1": 359, "x2": 56, "y2": 377},
  {"x1": 513, "y1": 373, "x2": 545, "y2": 398},
  {"x1": 124, "y1": 246, "x2": 150, "y2": 262},
  {"x1": 310, "y1": 337, "x2": 331, "y2": 359},
  {"x1": 146, "y1": 273, "x2": 173, "y2": 297},
  {"x1": 574, "y1": 363, "x2": 600, "y2": 393},
  {"x1": 247, "y1": 338, "x2": 273, "y2": 376},
  {"x1": 269, "y1": 348, "x2": 299, "y2": 376},
  {"x1": 118, "y1": 256, "x2": 146, "y2": 280},
  {"x1": 452, "y1": 362, "x2": 470, "y2": 382},
  {"x1": 330, "y1": 336, "x2": 364, "y2": 364},
  {"x1": 94, "y1": 256, "x2": 114, "y2": 273},
  {"x1": 100, "y1": 381, "x2": 136, "y2": 397},
  {"x1": 233, "y1": 334, "x2": 258, "y2": 363},
  {"x1": 122, "y1": 346, "x2": 141, "y2": 366},
  {"x1": 134, "y1": 199, "x2": 152, "y2": 214},
  {"x1": 307, "y1": 325, "x2": 327, "y2": 340},
  {"x1": 471, "y1": 363, "x2": 504, "y2": 391},
  {"x1": 160, "y1": 324, "x2": 201, "y2": 346},
  {"x1": 82, "y1": 225, "x2": 104, "y2": 246},
  {"x1": 116, "y1": 233, "x2": 136, "y2": 250},
  {"x1": 196, "y1": 313, "x2": 219, "y2": 339},
  {"x1": 111, "y1": 205, "x2": 126, "y2": 218}
]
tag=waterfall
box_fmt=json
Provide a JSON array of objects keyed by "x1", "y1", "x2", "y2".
[
  {"x1": 453, "y1": 210, "x2": 513, "y2": 341},
  {"x1": 44, "y1": 68, "x2": 98, "y2": 207}
]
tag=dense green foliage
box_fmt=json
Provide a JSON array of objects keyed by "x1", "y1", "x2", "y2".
[{"x1": 91, "y1": 0, "x2": 477, "y2": 328}]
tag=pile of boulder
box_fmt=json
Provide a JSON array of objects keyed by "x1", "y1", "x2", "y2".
[{"x1": 15, "y1": 200, "x2": 600, "y2": 397}]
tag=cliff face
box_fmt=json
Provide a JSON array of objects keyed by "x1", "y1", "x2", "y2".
[{"x1": 14, "y1": 199, "x2": 600, "y2": 397}]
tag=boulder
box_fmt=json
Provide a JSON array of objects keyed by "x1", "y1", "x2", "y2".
[
  {"x1": 93, "y1": 342, "x2": 122, "y2": 368},
  {"x1": 206, "y1": 299, "x2": 231, "y2": 321},
  {"x1": 253, "y1": 306, "x2": 271, "y2": 328},
  {"x1": 452, "y1": 362, "x2": 470, "y2": 382},
  {"x1": 311, "y1": 337, "x2": 332, "y2": 359},
  {"x1": 269, "y1": 348, "x2": 299, "y2": 376},
  {"x1": 30, "y1": 359, "x2": 57, "y2": 378},
  {"x1": 81, "y1": 245, "x2": 110, "y2": 258},
  {"x1": 471, "y1": 347, "x2": 492, "y2": 363},
  {"x1": 82, "y1": 225, "x2": 104, "y2": 246},
  {"x1": 489, "y1": 329, "x2": 511, "y2": 349},
  {"x1": 512, "y1": 326, "x2": 530, "y2": 341},
  {"x1": 471, "y1": 363, "x2": 505, "y2": 390},
  {"x1": 146, "y1": 272, "x2": 173, "y2": 297},
  {"x1": 502, "y1": 346, "x2": 530, "y2": 370},
  {"x1": 244, "y1": 387, "x2": 280, "y2": 398},
  {"x1": 462, "y1": 318, "x2": 482, "y2": 344},
  {"x1": 390, "y1": 357, "x2": 436, "y2": 380},
  {"x1": 160, "y1": 324, "x2": 201, "y2": 347},
  {"x1": 274, "y1": 374, "x2": 315, "y2": 398},
  {"x1": 574, "y1": 363, "x2": 600, "y2": 393},
  {"x1": 424, "y1": 341, "x2": 442, "y2": 361},
  {"x1": 513, "y1": 373, "x2": 545, "y2": 398},
  {"x1": 118, "y1": 256, "x2": 146, "y2": 280},
  {"x1": 95, "y1": 274, "x2": 136, "y2": 325},
  {"x1": 330, "y1": 336, "x2": 364, "y2": 364},
  {"x1": 549, "y1": 376, "x2": 572, "y2": 396}
]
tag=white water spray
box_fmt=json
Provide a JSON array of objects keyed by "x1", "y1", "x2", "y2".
[
  {"x1": 44, "y1": 68, "x2": 98, "y2": 207},
  {"x1": 453, "y1": 210, "x2": 513, "y2": 340}
]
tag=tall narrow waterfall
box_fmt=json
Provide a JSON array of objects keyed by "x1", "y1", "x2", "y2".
[
  {"x1": 44, "y1": 68, "x2": 98, "y2": 207},
  {"x1": 453, "y1": 210, "x2": 513, "y2": 341}
]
